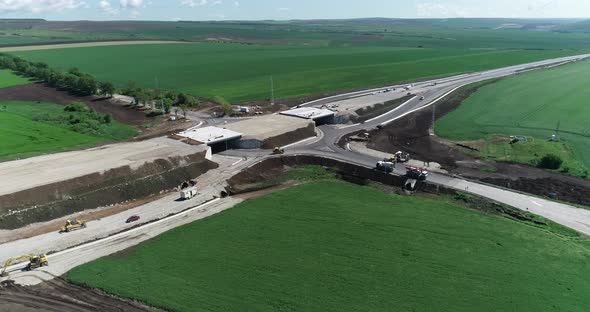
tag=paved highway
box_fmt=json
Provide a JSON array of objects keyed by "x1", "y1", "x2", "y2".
[{"x1": 3, "y1": 52, "x2": 590, "y2": 286}]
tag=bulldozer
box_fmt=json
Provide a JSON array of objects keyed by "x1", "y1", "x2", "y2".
[
  {"x1": 272, "y1": 147, "x2": 285, "y2": 155},
  {"x1": 60, "y1": 219, "x2": 87, "y2": 233},
  {"x1": 1, "y1": 254, "x2": 48, "y2": 277}
]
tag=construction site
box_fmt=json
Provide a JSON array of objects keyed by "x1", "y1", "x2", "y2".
[{"x1": 1, "y1": 28, "x2": 590, "y2": 311}]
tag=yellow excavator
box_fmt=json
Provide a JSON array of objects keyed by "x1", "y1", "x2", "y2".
[
  {"x1": 272, "y1": 147, "x2": 285, "y2": 155},
  {"x1": 60, "y1": 219, "x2": 87, "y2": 233},
  {"x1": 1, "y1": 254, "x2": 48, "y2": 277}
]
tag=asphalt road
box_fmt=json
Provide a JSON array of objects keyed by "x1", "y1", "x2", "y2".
[{"x1": 3, "y1": 52, "x2": 590, "y2": 286}]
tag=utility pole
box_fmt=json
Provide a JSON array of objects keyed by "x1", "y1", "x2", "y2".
[{"x1": 270, "y1": 76, "x2": 275, "y2": 105}]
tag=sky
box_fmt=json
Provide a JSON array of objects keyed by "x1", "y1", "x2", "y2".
[{"x1": 0, "y1": 0, "x2": 588, "y2": 21}]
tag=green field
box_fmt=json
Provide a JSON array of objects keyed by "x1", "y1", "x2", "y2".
[
  {"x1": 0, "y1": 69, "x2": 30, "y2": 88},
  {"x1": 435, "y1": 59, "x2": 590, "y2": 176},
  {"x1": 14, "y1": 44, "x2": 582, "y2": 103},
  {"x1": 68, "y1": 180, "x2": 590, "y2": 312},
  {"x1": 0, "y1": 101, "x2": 136, "y2": 160}
]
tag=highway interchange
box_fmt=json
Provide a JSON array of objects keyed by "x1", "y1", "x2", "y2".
[{"x1": 3, "y1": 53, "x2": 590, "y2": 285}]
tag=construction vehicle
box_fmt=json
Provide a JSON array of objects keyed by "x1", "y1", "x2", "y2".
[
  {"x1": 180, "y1": 187, "x2": 198, "y2": 200},
  {"x1": 272, "y1": 147, "x2": 285, "y2": 155},
  {"x1": 406, "y1": 166, "x2": 428, "y2": 181},
  {"x1": 375, "y1": 161, "x2": 395, "y2": 173},
  {"x1": 60, "y1": 219, "x2": 86, "y2": 233},
  {"x1": 392, "y1": 151, "x2": 410, "y2": 163},
  {"x1": 1, "y1": 254, "x2": 48, "y2": 277}
]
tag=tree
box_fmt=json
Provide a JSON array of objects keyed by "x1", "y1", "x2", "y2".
[
  {"x1": 162, "y1": 98, "x2": 173, "y2": 114},
  {"x1": 179, "y1": 104, "x2": 188, "y2": 119},
  {"x1": 68, "y1": 67, "x2": 82, "y2": 77},
  {"x1": 62, "y1": 74, "x2": 79, "y2": 90},
  {"x1": 99, "y1": 81, "x2": 115, "y2": 98},
  {"x1": 538, "y1": 154, "x2": 563, "y2": 170},
  {"x1": 173, "y1": 106, "x2": 179, "y2": 116},
  {"x1": 177, "y1": 93, "x2": 188, "y2": 105},
  {"x1": 214, "y1": 96, "x2": 233, "y2": 116},
  {"x1": 186, "y1": 95, "x2": 199, "y2": 107},
  {"x1": 77, "y1": 75, "x2": 98, "y2": 95}
]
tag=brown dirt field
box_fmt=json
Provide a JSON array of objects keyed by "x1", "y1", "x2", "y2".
[
  {"x1": 366, "y1": 81, "x2": 590, "y2": 207},
  {"x1": 0, "y1": 277, "x2": 162, "y2": 312},
  {"x1": 0, "y1": 83, "x2": 150, "y2": 126}
]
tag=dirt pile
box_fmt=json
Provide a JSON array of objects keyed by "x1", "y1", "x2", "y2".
[
  {"x1": 0, "y1": 278, "x2": 162, "y2": 312},
  {"x1": 0, "y1": 152, "x2": 218, "y2": 229}
]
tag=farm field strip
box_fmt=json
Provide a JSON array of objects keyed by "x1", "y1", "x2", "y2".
[
  {"x1": 435, "y1": 58, "x2": 590, "y2": 174},
  {"x1": 13, "y1": 43, "x2": 582, "y2": 103},
  {"x1": 68, "y1": 181, "x2": 590, "y2": 312}
]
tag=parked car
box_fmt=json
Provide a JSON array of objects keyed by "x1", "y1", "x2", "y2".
[{"x1": 126, "y1": 215, "x2": 140, "y2": 223}]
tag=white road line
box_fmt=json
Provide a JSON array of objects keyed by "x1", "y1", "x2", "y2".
[
  {"x1": 379, "y1": 83, "x2": 468, "y2": 127},
  {"x1": 366, "y1": 96, "x2": 417, "y2": 123},
  {"x1": 531, "y1": 200, "x2": 543, "y2": 207},
  {"x1": 282, "y1": 133, "x2": 321, "y2": 149},
  {"x1": 338, "y1": 123, "x2": 360, "y2": 129},
  {"x1": 231, "y1": 159, "x2": 243, "y2": 166}
]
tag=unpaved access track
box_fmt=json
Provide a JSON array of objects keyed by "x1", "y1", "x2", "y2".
[
  {"x1": 0, "y1": 40, "x2": 184, "y2": 52},
  {"x1": 0, "y1": 137, "x2": 202, "y2": 197},
  {"x1": 0, "y1": 278, "x2": 162, "y2": 312}
]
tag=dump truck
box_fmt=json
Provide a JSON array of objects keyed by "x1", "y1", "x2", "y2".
[
  {"x1": 181, "y1": 187, "x2": 198, "y2": 200},
  {"x1": 1, "y1": 254, "x2": 48, "y2": 277},
  {"x1": 272, "y1": 147, "x2": 285, "y2": 155},
  {"x1": 406, "y1": 166, "x2": 428, "y2": 181},
  {"x1": 60, "y1": 219, "x2": 86, "y2": 233},
  {"x1": 375, "y1": 161, "x2": 395, "y2": 173}
]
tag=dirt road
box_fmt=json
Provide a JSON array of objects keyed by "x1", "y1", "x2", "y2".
[
  {"x1": 0, "y1": 278, "x2": 162, "y2": 312},
  {"x1": 0, "y1": 137, "x2": 203, "y2": 197},
  {"x1": 0, "y1": 40, "x2": 184, "y2": 52}
]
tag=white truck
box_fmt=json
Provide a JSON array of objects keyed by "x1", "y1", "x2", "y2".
[
  {"x1": 375, "y1": 161, "x2": 396, "y2": 173},
  {"x1": 180, "y1": 187, "x2": 198, "y2": 200}
]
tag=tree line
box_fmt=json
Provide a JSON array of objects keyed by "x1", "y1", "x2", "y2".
[{"x1": 0, "y1": 53, "x2": 203, "y2": 116}]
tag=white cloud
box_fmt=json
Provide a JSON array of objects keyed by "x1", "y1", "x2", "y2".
[
  {"x1": 277, "y1": 7, "x2": 290, "y2": 12},
  {"x1": 120, "y1": 0, "x2": 143, "y2": 8},
  {"x1": 233, "y1": 1, "x2": 239, "y2": 7},
  {"x1": 99, "y1": 0, "x2": 118, "y2": 15},
  {"x1": 181, "y1": 0, "x2": 208, "y2": 7},
  {"x1": 416, "y1": 2, "x2": 471, "y2": 18},
  {"x1": 0, "y1": 0, "x2": 85, "y2": 13}
]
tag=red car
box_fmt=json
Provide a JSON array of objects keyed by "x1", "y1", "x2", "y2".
[{"x1": 126, "y1": 215, "x2": 140, "y2": 223}]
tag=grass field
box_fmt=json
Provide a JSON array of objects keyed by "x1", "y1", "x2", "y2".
[
  {"x1": 0, "y1": 101, "x2": 136, "y2": 160},
  {"x1": 435, "y1": 59, "x2": 590, "y2": 177},
  {"x1": 14, "y1": 43, "x2": 582, "y2": 103},
  {"x1": 0, "y1": 69, "x2": 30, "y2": 88},
  {"x1": 68, "y1": 180, "x2": 590, "y2": 312}
]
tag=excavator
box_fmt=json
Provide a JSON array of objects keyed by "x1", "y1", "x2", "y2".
[
  {"x1": 272, "y1": 147, "x2": 285, "y2": 155},
  {"x1": 60, "y1": 219, "x2": 87, "y2": 233},
  {"x1": 1, "y1": 254, "x2": 48, "y2": 277}
]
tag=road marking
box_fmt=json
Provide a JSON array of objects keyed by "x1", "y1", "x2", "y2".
[
  {"x1": 379, "y1": 84, "x2": 468, "y2": 127},
  {"x1": 365, "y1": 96, "x2": 417, "y2": 123},
  {"x1": 231, "y1": 159, "x2": 243, "y2": 166},
  {"x1": 282, "y1": 130, "x2": 323, "y2": 149},
  {"x1": 531, "y1": 200, "x2": 543, "y2": 207},
  {"x1": 338, "y1": 123, "x2": 360, "y2": 129}
]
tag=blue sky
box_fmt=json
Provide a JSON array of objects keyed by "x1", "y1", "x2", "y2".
[{"x1": 0, "y1": 0, "x2": 588, "y2": 21}]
